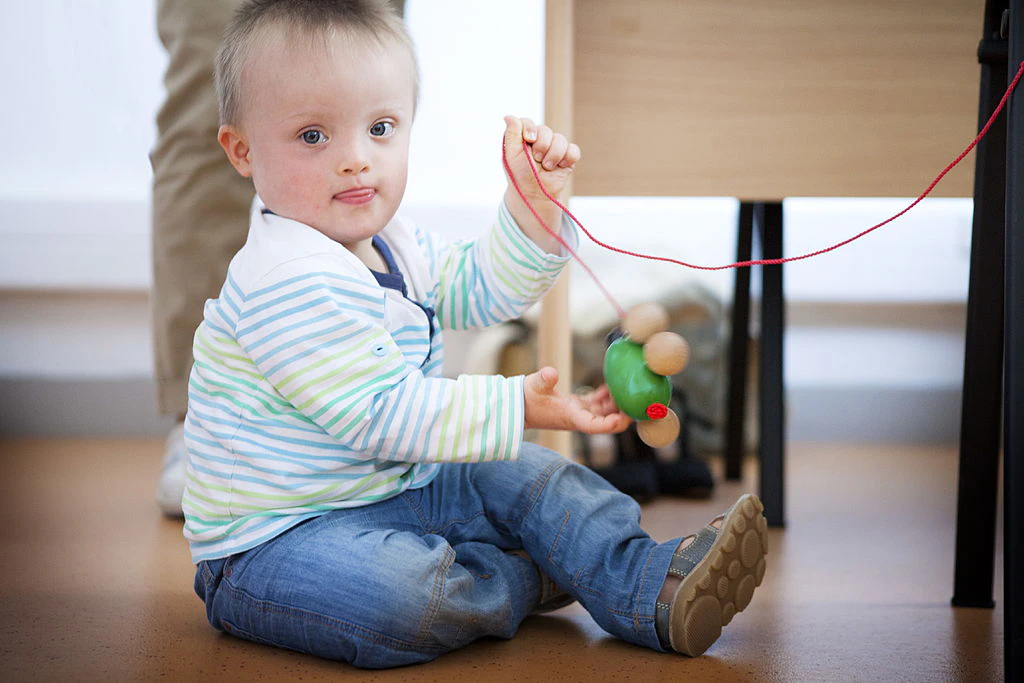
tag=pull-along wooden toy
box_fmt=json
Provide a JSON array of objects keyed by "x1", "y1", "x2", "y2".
[
  {"x1": 501, "y1": 61, "x2": 1024, "y2": 449},
  {"x1": 603, "y1": 302, "x2": 690, "y2": 447}
]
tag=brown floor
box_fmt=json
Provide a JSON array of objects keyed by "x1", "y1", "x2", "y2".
[{"x1": 0, "y1": 439, "x2": 1004, "y2": 682}]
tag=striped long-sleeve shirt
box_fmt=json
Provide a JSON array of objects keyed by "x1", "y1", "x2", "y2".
[{"x1": 182, "y1": 199, "x2": 575, "y2": 562}]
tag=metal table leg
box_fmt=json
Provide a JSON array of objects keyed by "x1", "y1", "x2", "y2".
[
  {"x1": 725, "y1": 203, "x2": 755, "y2": 481},
  {"x1": 952, "y1": 0, "x2": 1007, "y2": 611},
  {"x1": 1004, "y1": 0, "x2": 1023, "y2": 677},
  {"x1": 758, "y1": 202, "x2": 786, "y2": 528}
]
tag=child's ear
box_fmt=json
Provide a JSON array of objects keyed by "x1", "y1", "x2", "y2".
[{"x1": 218, "y1": 124, "x2": 253, "y2": 177}]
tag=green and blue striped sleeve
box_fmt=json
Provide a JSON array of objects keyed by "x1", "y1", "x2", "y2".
[{"x1": 422, "y1": 202, "x2": 577, "y2": 331}]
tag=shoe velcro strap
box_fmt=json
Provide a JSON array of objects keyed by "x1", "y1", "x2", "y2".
[{"x1": 667, "y1": 525, "x2": 719, "y2": 579}]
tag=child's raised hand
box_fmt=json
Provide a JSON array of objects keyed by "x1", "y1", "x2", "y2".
[
  {"x1": 501, "y1": 116, "x2": 581, "y2": 253},
  {"x1": 502, "y1": 116, "x2": 580, "y2": 202},
  {"x1": 523, "y1": 367, "x2": 632, "y2": 434}
]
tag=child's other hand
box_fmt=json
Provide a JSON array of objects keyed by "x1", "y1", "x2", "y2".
[
  {"x1": 524, "y1": 367, "x2": 631, "y2": 434},
  {"x1": 502, "y1": 115, "x2": 580, "y2": 202}
]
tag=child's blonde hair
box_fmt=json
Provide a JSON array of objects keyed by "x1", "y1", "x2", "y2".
[{"x1": 215, "y1": 0, "x2": 418, "y2": 125}]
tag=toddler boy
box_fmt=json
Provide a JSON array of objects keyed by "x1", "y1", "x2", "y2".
[{"x1": 184, "y1": 0, "x2": 768, "y2": 668}]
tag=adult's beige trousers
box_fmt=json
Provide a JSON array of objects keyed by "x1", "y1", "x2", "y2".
[{"x1": 150, "y1": 0, "x2": 251, "y2": 416}]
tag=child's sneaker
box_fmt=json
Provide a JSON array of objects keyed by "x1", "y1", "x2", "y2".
[
  {"x1": 656, "y1": 493, "x2": 768, "y2": 656},
  {"x1": 156, "y1": 422, "x2": 187, "y2": 518}
]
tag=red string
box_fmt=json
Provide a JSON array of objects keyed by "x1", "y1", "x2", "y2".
[{"x1": 502, "y1": 60, "x2": 1024, "y2": 316}]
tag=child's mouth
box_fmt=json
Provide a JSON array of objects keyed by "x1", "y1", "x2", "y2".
[{"x1": 335, "y1": 188, "x2": 376, "y2": 205}]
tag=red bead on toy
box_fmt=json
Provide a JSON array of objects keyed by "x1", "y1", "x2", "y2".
[{"x1": 646, "y1": 403, "x2": 669, "y2": 420}]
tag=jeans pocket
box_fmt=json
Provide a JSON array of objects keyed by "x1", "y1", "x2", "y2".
[{"x1": 194, "y1": 559, "x2": 224, "y2": 601}]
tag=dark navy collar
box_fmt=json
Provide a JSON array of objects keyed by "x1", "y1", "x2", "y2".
[
  {"x1": 371, "y1": 235, "x2": 436, "y2": 362},
  {"x1": 369, "y1": 235, "x2": 407, "y2": 295}
]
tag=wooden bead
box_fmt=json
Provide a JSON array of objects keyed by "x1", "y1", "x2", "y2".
[
  {"x1": 637, "y1": 409, "x2": 680, "y2": 448},
  {"x1": 623, "y1": 302, "x2": 669, "y2": 344},
  {"x1": 643, "y1": 332, "x2": 690, "y2": 376}
]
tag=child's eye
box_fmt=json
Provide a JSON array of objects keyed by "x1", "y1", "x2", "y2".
[
  {"x1": 301, "y1": 130, "x2": 327, "y2": 145},
  {"x1": 369, "y1": 121, "x2": 395, "y2": 137}
]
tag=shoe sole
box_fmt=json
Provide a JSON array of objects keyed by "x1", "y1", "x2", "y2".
[{"x1": 669, "y1": 493, "x2": 768, "y2": 656}]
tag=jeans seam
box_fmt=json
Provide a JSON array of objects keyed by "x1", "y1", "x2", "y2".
[
  {"x1": 402, "y1": 489, "x2": 430, "y2": 532},
  {"x1": 630, "y1": 544, "x2": 660, "y2": 635},
  {"x1": 402, "y1": 488, "x2": 489, "y2": 537},
  {"x1": 555, "y1": 513, "x2": 600, "y2": 599},
  {"x1": 609, "y1": 607, "x2": 656, "y2": 619},
  {"x1": 414, "y1": 543, "x2": 456, "y2": 648},
  {"x1": 221, "y1": 580, "x2": 447, "y2": 654},
  {"x1": 571, "y1": 567, "x2": 603, "y2": 598},
  {"x1": 547, "y1": 511, "x2": 570, "y2": 563},
  {"x1": 520, "y1": 457, "x2": 568, "y2": 523},
  {"x1": 427, "y1": 512, "x2": 488, "y2": 536}
]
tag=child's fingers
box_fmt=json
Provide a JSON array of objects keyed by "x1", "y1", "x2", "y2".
[
  {"x1": 541, "y1": 133, "x2": 569, "y2": 171},
  {"x1": 520, "y1": 117, "x2": 538, "y2": 143},
  {"x1": 569, "y1": 390, "x2": 630, "y2": 432},
  {"x1": 608, "y1": 413, "x2": 631, "y2": 433},
  {"x1": 532, "y1": 126, "x2": 553, "y2": 162},
  {"x1": 597, "y1": 396, "x2": 622, "y2": 417},
  {"x1": 503, "y1": 116, "x2": 536, "y2": 156},
  {"x1": 525, "y1": 366, "x2": 558, "y2": 395},
  {"x1": 582, "y1": 391, "x2": 616, "y2": 417},
  {"x1": 579, "y1": 411, "x2": 631, "y2": 434},
  {"x1": 503, "y1": 116, "x2": 580, "y2": 175},
  {"x1": 587, "y1": 385, "x2": 617, "y2": 412},
  {"x1": 558, "y1": 142, "x2": 582, "y2": 168},
  {"x1": 502, "y1": 116, "x2": 522, "y2": 158},
  {"x1": 539, "y1": 365, "x2": 559, "y2": 388}
]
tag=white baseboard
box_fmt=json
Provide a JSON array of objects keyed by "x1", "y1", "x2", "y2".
[
  {"x1": 787, "y1": 386, "x2": 962, "y2": 444},
  {"x1": 0, "y1": 378, "x2": 174, "y2": 437}
]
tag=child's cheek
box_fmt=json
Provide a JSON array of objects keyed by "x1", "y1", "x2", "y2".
[{"x1": 281, "y1": 166, "x2": 315, "y2": 202}]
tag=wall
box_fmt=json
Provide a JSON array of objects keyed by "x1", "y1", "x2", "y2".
[{"x1": 0, "y1": 1, "x2": 973, "y2": 442}]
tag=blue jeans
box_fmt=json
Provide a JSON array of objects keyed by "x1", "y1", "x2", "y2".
[{"x1": 194, "y1": 443, "x2": 680, "y2": 668}]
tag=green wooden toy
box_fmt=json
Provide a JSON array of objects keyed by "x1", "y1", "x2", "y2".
[
  {"x1": 604, "y1": 337, "x2": 671, "y2": 421},
  {"x1": 603, "y1": 302, "x2": 690, "y2": 448}
]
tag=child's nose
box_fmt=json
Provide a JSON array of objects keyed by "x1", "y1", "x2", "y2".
[
  {"x1": 338, "y1": 160, "x2": 370, "y2": 175},
  {"x1": 336, "y1": 144, "x2": 370, "y2": 176}
]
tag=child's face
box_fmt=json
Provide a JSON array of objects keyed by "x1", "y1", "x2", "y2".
[{"x1": 221, "y1": 27, "x2": 416, "y2": 247}]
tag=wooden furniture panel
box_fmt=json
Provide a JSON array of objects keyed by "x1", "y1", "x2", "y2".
[{"x1": 571, "y1": 0, "x2": 982, "y2": 199}]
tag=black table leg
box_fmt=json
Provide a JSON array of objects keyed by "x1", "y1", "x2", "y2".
[
  {"x1": 725, "y1": 203, "x2": 755, "y2": 481},
  {"x1": 953, "y1": 0, "x2": 1008, "y2": 612},
  {"x1": 758, "y1": 202, "x2": 786, "y2": 528},
  {"x1": 1005, "y1": 1, "x2": 1023, "y2": 679}
]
